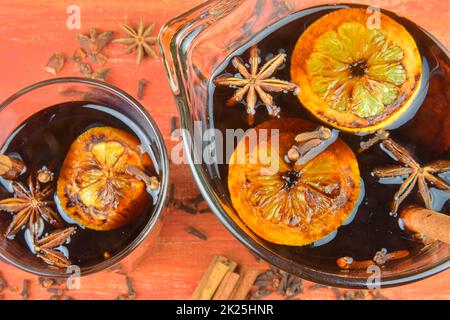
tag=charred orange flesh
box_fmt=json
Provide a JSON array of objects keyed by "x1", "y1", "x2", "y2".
[
  {"x1": 57, "y1": 127, "x2": 152, "y2": 231},
  {"x1": 291, "y1": 8, "x2": 422, "y2": 133},
  {"x1": 228, "y1": 118, "x2": 360, "y2": 246}
]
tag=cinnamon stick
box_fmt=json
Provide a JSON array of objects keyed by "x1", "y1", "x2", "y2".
[
  {"x1": 0, "y1": 154, "x2": 26, "y2": 180},
  {"x1": 192, "y1": 256, "x2": 237, "y2": 300},
  {"x1": 212, "y1": 271, "x2": 240, "y2": 300},
  {"x1": 230, "y1": 266, "x2": 259, "y2": 300},
  {"x1": 401, "y1": 206, "x2": 450, "y2": 244}
]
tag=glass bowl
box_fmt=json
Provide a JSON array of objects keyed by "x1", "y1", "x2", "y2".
[
  {"x1": 159, "y1": 0, "x2": 450, "y2": 288},
  {"x1": 0, "y1": 77, "x2": 169, "y2": 277}
]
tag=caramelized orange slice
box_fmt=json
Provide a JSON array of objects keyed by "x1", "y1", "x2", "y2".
[
  {"x1": 291, "y1": 8, "x2": 422, "y2": 133},
  {"x1": 57, "y1": 127, "x2": 152, "y2": 231},
  {"x1": 228, "y1": 118, "x2": 360, "y2": 246}
]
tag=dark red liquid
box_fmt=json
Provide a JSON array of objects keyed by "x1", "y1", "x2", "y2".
[
  {"x1": 0, "y1": 102, "x2": 159, "y2": 268},
  {"x1": 211, "y1": 4, "x2": 449, "y2": 270}
]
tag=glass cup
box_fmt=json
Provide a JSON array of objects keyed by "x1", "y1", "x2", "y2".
[
  {"x1": 159, "y1": 0, "x2": 450, "y2": 288},
  {"x1": 0, "y1": 77, "x2": 169, "y2": 277}
]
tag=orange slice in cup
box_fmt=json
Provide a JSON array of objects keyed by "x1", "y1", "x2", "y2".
[{"x1": 57, "y1": 127, "x2": 152, "y2": 231}]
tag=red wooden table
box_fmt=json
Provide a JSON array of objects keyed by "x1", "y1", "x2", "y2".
[{"x1": 0, "y1": 0, "x2": 449, "y2": 300}]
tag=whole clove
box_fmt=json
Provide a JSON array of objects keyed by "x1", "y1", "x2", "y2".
[
  {"x1": 186, "y1": 226, "x2": 208, "y2": 240},
  {"x1": 175, "y1": 201, "x2": 197, "y2": 214},
  {"x1": 137, "y1": 79, "x2": 147, "y2": 100},
  {"x1": 168, "y1": 184, "x2": 175, "y2": 203},
  {"x1": 170, "y1": 116, "x2": 178, "y2": 138},
  {"x1": 20, "y1": 279, "x2": 30, "y2": 300},
  {"x1": 37, "y1": 166, "x2": 54, "y2": 184},
  {"x1": 0, "y1": 272, "x2": 6, "y2": 292},
  {"x1": 125, "y1": 276, "x2": 136, "y2": 299},
  {"x1": 254, "y1": 268, "x2": 305, "y2": 300},
  {"x1": 331, "y1": 287, "x2": 342, "y2": 300}
]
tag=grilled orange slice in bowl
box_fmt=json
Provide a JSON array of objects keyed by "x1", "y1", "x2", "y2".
[
  {"x1": 57, "y1": 127, "x2": 152, "y2": 231},
  {"x1": 228, "y1": 118, "x2": 360, "y2": 246},
  {"x1": 291, "y1": 8, "x2": 422, "y2": 133}
]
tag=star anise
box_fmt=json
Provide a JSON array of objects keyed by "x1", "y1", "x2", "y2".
[
  {"x1": 214, "y1": 45, "x2": 298, "y2": 125},
  {"x1": 113, "y1": 18, "x2": 158, "y2": 64},
  {"x1": 77, "y1": 28, "x2": 114, "y2": 55},
  {"x1": 0, "y1": 175, "x2": 63, "y2": 239},
  {"x1": 373, "y1": 139, "x2": 450, "y2": 215},
  {"x1": 34, "y1": 227, "x2": 75, "y2": 268}
]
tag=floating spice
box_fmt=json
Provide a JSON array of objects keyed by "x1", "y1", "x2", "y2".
[
  {"x1": 337, "y1": 249, "x2": 410, "y2": 270},
  {"x1": 373, "y1": 138, "x2": 450, "y2": 215},
  {"x1": 114, "y1": 18, "x2": 158, "y2": 64},
  {"x1": 287, "y1": 126, "x2": 332, "y2": 162},
  {"x1": 401, "y1": 206, "x2": 450, "y2": 244},
  {"x1": 126, "y1": 165, "x2": 159, "y2": 191},
  {"x1": 214, "y1": 45, "x2": 297, "y2": 125},
  {"x1": 34, "y1": 227, "x2": 76, "y2": 268},
  {"x1": 0, "y1": 175, "x2": 63, "y2": 239},
  {"x1": 37, "y1": 166, "x2": 54, "y2": 184},
  {"x1": 0, "y1": 154, "x2": 26, "y2": 180},
  {"x1": 358, "y1": 130, "x2": 390, "y2": 153},
  {"x1": 45, "y1": 53, "x2": 65, "y2": 75}
]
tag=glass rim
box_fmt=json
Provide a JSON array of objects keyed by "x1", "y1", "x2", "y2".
[
  {"x1": 159, "y1": 1, "x2": 450, "y2": 289},
  {"x1": 0, "y1": 77, "x2": 170, "y2": 277}
]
